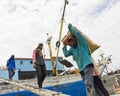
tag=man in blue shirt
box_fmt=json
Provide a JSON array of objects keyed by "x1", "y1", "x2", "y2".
[
  {"x1": 62, "y1": 24, "x2": 95, "y2": 96},
  {"x1": 6, "y1": 55, "x2": 16, "y2": 81}
]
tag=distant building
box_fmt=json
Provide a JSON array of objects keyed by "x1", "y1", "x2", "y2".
[
  {"x1": 15, "y1": 57, "x2": 64, "y2": 80},
  {"x1": 0, "y1": 57, "x2": 64, "y2": 81}
]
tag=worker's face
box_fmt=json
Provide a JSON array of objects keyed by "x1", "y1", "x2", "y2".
[
  {"x1": 39, "y1": 45, "x2": 43, "y2": 50},
  {"x1": 68, "y1": 38, "x2": 77, "y2": 48}
]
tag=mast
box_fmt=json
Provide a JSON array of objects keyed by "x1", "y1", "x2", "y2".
[
  {"x1": 46, "y1": 33, "x2": 55, "y2": 76},
  {"x1": 55, "y1": 0, "x2": 68, "y2": 76}
]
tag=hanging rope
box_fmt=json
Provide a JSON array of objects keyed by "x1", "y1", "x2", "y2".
[
  {"x1": 48, "y1": 1, "x2": 65, "y2": 36},
  {"x1": 45, "y1": 1, "x2": 66, "y2": 76}
]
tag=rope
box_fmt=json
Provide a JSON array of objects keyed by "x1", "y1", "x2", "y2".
[{"x1": 45, "y1": 0, "x2": 65, "y2": 76}]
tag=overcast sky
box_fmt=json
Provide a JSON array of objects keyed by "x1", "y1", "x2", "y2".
[{"x1": 0, "y1": 0, "x2": 120, "y2": 71}]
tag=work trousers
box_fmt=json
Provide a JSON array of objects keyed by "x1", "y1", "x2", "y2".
[
  {"x1": 94, "y1": 76, "x2": 110, "y2": 96},
  {"x1": 36, "y1": 65, "x2": 47, "y2": 88},
  {"x1": 80, "y1": 64, "x2": 95, "y2": 96},
  {"x1": 8, "y1": 69, "x2": 15, "y2": 80}
]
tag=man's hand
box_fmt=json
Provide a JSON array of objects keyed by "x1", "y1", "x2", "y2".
[
  {"x1": 63, "y1": 43, "x2": 67, "y2": 47},
  {"x1": 33, "y1": 62, "x2": 37, "y2": 69},
  {"x1": 98, "y1": 75, "x2": 101, "y2": 79},
  {"x1": 68, "y1": 23, "x2": 72, "y2": 28}
]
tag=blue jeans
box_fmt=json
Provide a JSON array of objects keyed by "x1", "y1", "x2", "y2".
[
  {"x1": 8, "y1": 69, "x2": 15, "y2": 80},
  {"x1": 80, "y1": 64, "x2": 95, "y2": 96}
]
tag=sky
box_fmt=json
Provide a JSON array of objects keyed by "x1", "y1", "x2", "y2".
[{"x1": 0, "y1": 0, "x2": 120, "y2": 71}]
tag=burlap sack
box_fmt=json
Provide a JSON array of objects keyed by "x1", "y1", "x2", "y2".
[{"x1": 61, "y1": 27, "x2": 100, "y2": 53}]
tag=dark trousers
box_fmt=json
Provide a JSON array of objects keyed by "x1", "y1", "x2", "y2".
[
  {"x1": 94, "y1": 76, "x2": 110, "y2": 96},
  {"x1": 36, "y1": 65, "x2": 47, "y2": 88},
  {"x1": 8, "y1": 69, "x2": 15, "y2": 80},
  {"x1": 80, "y1": 64, "x2": 95, "y2": 96}
]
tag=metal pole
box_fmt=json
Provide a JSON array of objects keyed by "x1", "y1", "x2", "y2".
[
  {"x1": 55, "y1": 0, "x2": 68, "y2": 77},
  {"x1": 46, "y1": 33, "x2": 55, "y2": 75}
]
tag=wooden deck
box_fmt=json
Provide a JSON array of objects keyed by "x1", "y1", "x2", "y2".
[{"x1": 0, "y1": 74, "x2": 120, "y2": 96}]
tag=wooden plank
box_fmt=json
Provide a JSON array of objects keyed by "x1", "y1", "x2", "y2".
[
  {"x1": 115, "y1": 87, "x2": 120, "y2": 94},
  {"x1": 0, "y1": 78, "x2": 69, "y2": 96},
  {"x1": 59, "y1": 59, "x2": 73, "y2": 68}
]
